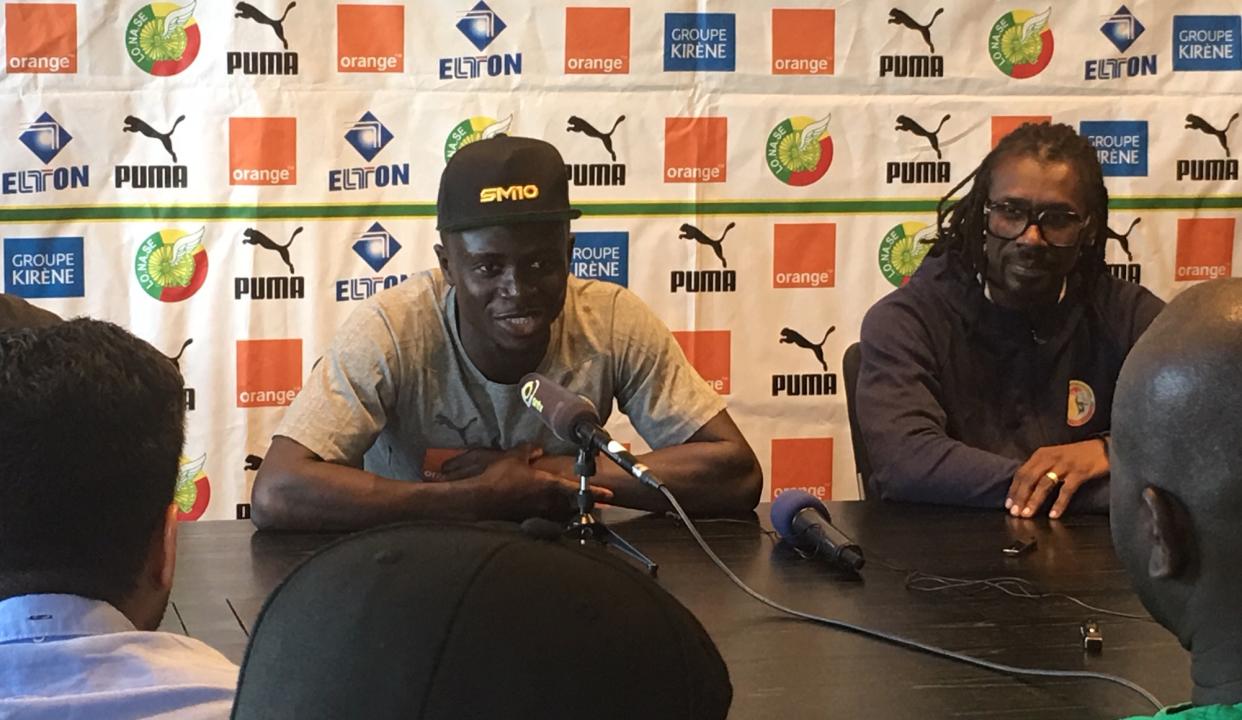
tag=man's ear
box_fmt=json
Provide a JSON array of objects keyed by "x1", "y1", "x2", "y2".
[
  {"x1": 154, "y1": 502, "x2": 178, "y2": 592},
  {"x1": 434, "y1": 242, "x2": 455, "y2": 286},
  {"x1": 1142, "y1": 486, "x2": 1191, "y2": 580}
]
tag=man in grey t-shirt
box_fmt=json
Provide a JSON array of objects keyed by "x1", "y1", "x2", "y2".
[{"x1": 253, "y1": 136, "x2": 762, "y2": 531}]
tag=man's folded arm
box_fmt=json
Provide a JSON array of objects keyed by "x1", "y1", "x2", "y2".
[{"x1": 857, "y1": 303, "x2": 1019, "y2": 508}]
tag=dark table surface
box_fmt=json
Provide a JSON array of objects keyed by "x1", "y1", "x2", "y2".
[{"x1": 168, "y1": 501, "x2": 1189, "y2": 719}]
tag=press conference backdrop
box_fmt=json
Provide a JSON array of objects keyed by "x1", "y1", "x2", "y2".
[{"x1": 1, "y1": 1, "x2": 1239, "y2": 520}]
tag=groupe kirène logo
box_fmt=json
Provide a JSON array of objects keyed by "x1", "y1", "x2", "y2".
[
  {"x1": 1173, "y1": 14, "x2": 1242, "y2": 72},
  {"x1": 3, "y1": 236, "x2": 84, "y2": 299},
  {"x1": 1080, "y1": 120, "x2": 1149, "y2": 177}
]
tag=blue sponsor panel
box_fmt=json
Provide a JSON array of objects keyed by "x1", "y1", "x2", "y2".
[
  {"x1": 4, "y1": 236, "x2": 84, "y2": 298},
  {"x1": 664, "y1": 13, "x2": 735, "y2": 72},
  {"x1": 1080, "y1": 120, "x2": 1148, "y2": 177},
  {"x1": 571, "y1": 232, "x2": 628, "y2": 287},
  {"x1": 1173, "y1": 16, "x2": 1242, "y2": 71}
]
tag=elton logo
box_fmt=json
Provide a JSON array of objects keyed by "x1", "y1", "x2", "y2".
[
  {"x1": 664, "y1": 117, "x2": 727, "y2": 183},
  {"x1": 771, "y1": 8, "x2": 834, "y2": 75},
  {"x1": 672, "y1": 330, "x2": 731, "y2": 395},
  {"x1": 337, "y1": 4, "x2": 404, "y2": 73},
  {"x1": 6, "y1": 3, "x2": 77, "y2": 74},
  {"x1": 770, "y1": 438, "x2": 833, "y2": 501},
  {"x1": 564, "y1": 7, "x2": 629, "y2": 74},
  {"x1": 236, "y1": 338, "x2": 302, "y2": 408},
  {"x1": 229, "y1": 117, "x2": 297, "y2": 186}
]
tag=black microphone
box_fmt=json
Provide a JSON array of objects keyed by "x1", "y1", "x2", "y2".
[
  {"x1": 519, "y1": 373, "x2": 663, "y2": 490},
  {"x1": 770, "y1": 490, "x2": 865, "y2": 572}
]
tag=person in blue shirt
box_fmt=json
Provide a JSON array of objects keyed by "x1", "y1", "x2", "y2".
[
  {"x1": 858, "y1": 122, "x2": 1163, "y2": 517},
  {"x1": 1113, "y1": 280, "x2": 1242, "y2": 720},
  {"x1": 0, "y1": 319, "x2": 237, "y2": 719}
]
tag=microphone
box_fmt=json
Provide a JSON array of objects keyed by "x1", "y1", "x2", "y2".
[
  {"x1": 770, "y1": 490, "x2": 865, "y2": 572},
  {"x1": 519, "y1": 373, "x2": 663, "y2": 490}
]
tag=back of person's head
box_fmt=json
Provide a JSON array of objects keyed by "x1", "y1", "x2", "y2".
[
  {"x1": 1112, "y1": 279, "x2": 1242, "y2": 647},
  {"x1": 231, "y1": 522, "x2": 733, "y2": 720},
  {"x1": 0, "y1": 319, "x2": 185, "y2": 619}
]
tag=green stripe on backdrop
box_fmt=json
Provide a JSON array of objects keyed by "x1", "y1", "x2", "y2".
[{"x1": 2, "y1": 195, "x2": 1242, "y2": 223}]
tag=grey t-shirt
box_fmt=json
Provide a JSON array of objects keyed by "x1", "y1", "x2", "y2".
[{"x1": 276, "y1": 270, "x2": 726, "y2": 480}]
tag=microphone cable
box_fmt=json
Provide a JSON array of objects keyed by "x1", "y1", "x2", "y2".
[{"x1": 654, "y1": 484, "x2": 1164, "y2": 712}]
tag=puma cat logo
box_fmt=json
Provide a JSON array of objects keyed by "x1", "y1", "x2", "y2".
[
  {"x1": 167, "y1": 339, "x2": 193, "y2": 370},
  {"x1": 895, "y1": 114, "x2": 951, "y2": 159},
  {"x1": 435, "y1": 414, "x2": 477, "y2": 446},
  {"x1": 566, "y1": 115, "x2": 626, "y2": 162},
  {"x1": 241, "y1": 227, "x2": 303, "y2": 274},
  {"x1": 888, "y1": 7, "x2": 944, "y2": 54},
  {"x1": 679, "y1": 222, "x2": 735, "y2": 269},
  {"x1": 780, "y1": 326, "x2": 836, "y2": 372},
  {"x1": 1185, "y1": 113, "x2": 1239, "y2": 158},
  {"x1": 243, "y1": 454, "x2": 264, "y2": 472},
  {"x1": 235, "y1": 2, "x2": 297, "y2": 50},
  {"x1": 1108, "y1": 217, "x2": 1141, "y2": 259},
  {"x1": 122, "y1": 115, "x2": 186, "y2": 163}
]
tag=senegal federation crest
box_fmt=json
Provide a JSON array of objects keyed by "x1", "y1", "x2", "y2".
[
  {"x1": 1067, "y1": 380, "x2": 1096, "y2": 427},
  {"x1": 126, "y1": 2, "x2": 201, "y2": 77},
  {"x1": 766, "y1": 115, "x2": 833, "y2": 186},
  {"x1": 135, "y1": 227, "x2": 208, "y2": 302}
]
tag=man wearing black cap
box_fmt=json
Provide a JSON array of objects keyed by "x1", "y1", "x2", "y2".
[{"x1": 253, "y1": 136, "x2": 762, "y2": 531}]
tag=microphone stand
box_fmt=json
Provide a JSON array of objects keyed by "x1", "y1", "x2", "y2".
[{"x1": 566, "y1": 442, "x2": 659, "y2": 577}]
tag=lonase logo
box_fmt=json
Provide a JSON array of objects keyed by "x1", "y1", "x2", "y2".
[
  {"x1": 228, "y1": 0, "x2": 300, "y2": 76},
  {"x1": 329, "y1": 111, "x2": 410, "y2": 192},
  {"x1": 126, "y1": 1, "x2": 200, "y2": 77},
  {"x1": 6, "y1": 3, "x2": 77, "y2": 74},
  {"x1": 770, "y1": 438, "x2": 833, "y2": 501},
  {"x1": 337, "y1": 222, "x2": 408, "y2": 301},
  {"x1": 564, "y1": 6, "x2": 629, "y2": 75},
  {"x1": 116, "y1": 114, "x2": 188, "y2": 189},
  {"x1": 774, "y1": 325, "x2": 838, "y2": 397},
  {"x1": 878, "y1": 221, "x2": 935, "y2": 287},
  {"x1": 337, "y1": 4, "x2": 404, "y2": 73},
  {"x1": 1086, "y1": 5, "x2": 1157, "y2": 81},
  {"x1": 134, "y1": 227, "x2": 208, "y2": 302},
  {"x1": 440, "y1": 1, "x2": 522, "y2": 80},
  {"x1": 880, "y1": 7, "x2": 945, "y2": 78},
  {"x1": 3, "y1": 113, "x2": 89, "y2": 195},
  {"x1": 444, "y1": 115, "x2": 511, "y2": 162},
  {"x1": 766, "y1": 115, "x2": 833, "y2": 187},
  {"x1": 175, "y1": 454, "x2": 210, "y2": 521},
  {"x1": 771, "y1": 8, "x2": 834, "y2": 75},
  {"x1": 988, "y1": 8, "x2": 1053, "y2": 79}
]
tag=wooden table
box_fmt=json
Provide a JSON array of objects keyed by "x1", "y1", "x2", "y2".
[{"x1": 168, "y1": 501, "x2": 1189, "y2": 719}]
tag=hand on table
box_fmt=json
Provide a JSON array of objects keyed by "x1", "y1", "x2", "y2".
[
  {"x1": 1006, "y1": 439, "x2": 1109, "y2": 520},
  {"x1": 460, "y1": 444, "x2": 612, "y2": 521}
]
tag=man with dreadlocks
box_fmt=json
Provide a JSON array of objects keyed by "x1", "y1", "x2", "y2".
[{"x1": 857, "y1": 122, "x2": 1163, "y2": 518}]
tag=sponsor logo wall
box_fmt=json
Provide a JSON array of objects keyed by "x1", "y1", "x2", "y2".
[{"x1": 1, "y1": 1, "x2": 1238, "y2": 518}]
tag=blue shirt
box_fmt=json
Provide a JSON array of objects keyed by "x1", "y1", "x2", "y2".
[{"x1": 0, "y1": 594, "x2": 237, "y2": 719}]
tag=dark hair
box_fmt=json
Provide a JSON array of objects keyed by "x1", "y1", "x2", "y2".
[
  {"x1": 932, "y1": 122, "x2": 1129, "y2": 291},
  {"x1": 0, "y1": 319, "x2": 186, "y2": 603}
]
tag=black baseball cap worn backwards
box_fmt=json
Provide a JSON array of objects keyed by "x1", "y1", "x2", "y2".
[{"x1": 436, "y1": 135, "x2": 582, "y2": 232}]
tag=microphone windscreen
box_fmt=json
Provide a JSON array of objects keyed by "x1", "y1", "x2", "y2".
[
  {"x1": 770, "y1": 489, "x2": 829, "y2": 540},
  {"x1": 519, "y1": 372, "x2": 599, "y2": 442}
]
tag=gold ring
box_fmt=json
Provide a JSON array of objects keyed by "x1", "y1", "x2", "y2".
[{"x1": 1044, "y1": 471, "x2": 1062, "y2": 485}]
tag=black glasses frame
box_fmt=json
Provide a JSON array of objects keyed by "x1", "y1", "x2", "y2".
[{"x1": 983, "y1": 200, "x2": 1089, "y2": 248}]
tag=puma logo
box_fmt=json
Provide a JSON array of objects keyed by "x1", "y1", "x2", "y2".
[
  {"x1": 1107, "y1": 217, "x2": 1141, "y2": 260},
  {"x1": 679, "y1": 222, "x2": 734, "y2": 269},
  {"x1": 888, "y1": 7, "x2": 944, "y2": 54},
  {"x1": 235, "y1": 1, "x2": 297, "y2": 50},
  {"x1": 895, "y1": 114, "x2": 951, "y2": 159},
  {"x1": 167, "y1": 339, "x2": 193, "y2": 370},
  {"x1": 780, "y1": 326, "x2": 836, "y2": 372},
  {"x1": 435, "y1": 414, "x2": 477, "y2": 446},
  {"x1": 122, "y1": 115, "x2": 186, "y2": 163},
  {"x1": 1185, "y1": 113, "x2": 1239, "y2": 158},
  {"x1": 566, "y1": 115, "x2": 625, "y2": 162},
  {"x1": 243, "y1": 454, "x2": 263, "y2": 472},
  {"x1": 241, "y1": 226, "x2": 303, "y2": 274}
]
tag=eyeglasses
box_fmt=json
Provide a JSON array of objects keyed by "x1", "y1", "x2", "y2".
[{"x1": 984, "y1": 200, "x2": 1088, "y2": 248}]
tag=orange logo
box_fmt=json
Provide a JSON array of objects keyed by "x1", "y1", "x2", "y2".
[
  {"x1": 774, "y1": 223, "x2": 836, "y2": 288},
  {"x1": 771, "y1": 8, "x2": 834, "y2": 75},
  {"x1": 672, "y1": 330, "x2": 731, "y2": 394},
  {"x1": 565, "y1": 7, "x2": 629, "y2": 74},
  {"x1": 236, "y1": 339, "x2": 302, "y2": 408},
  {"x1": 337, "y1": 4, "x2": 404, "y2": 73},
  {"x1": 664, "y1": 117, "x2": 727, "y2": 183},
  {"x1": 770, "y1": 438, "x2": 833, "y2": 501},
  {"x1": 991, "y1": 115, "x2": 1051, "y2": 148},
  {"x1": 229, "y1": 117, "x2": 297, "y2": 186},
  {"x1": 421, "y1": 448, "x2": 466, "y2": 481},
  {"x1": 1176, "y1": 218, "x2": 1235, "y2": 282},
  {"x1": 5, "y1": 3, "x2": 76, "y2": 74}
]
